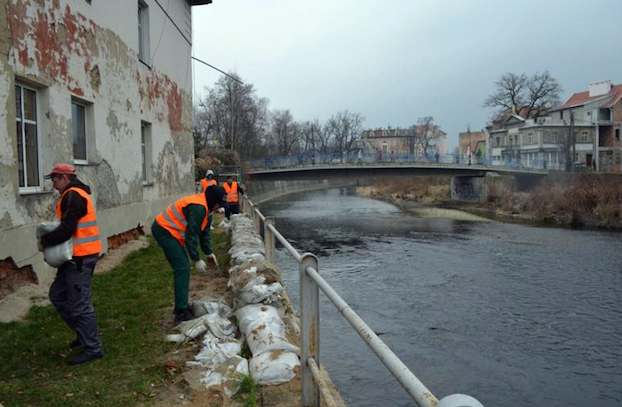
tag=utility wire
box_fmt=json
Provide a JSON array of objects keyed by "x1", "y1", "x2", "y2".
[
  {"x1": 152, "y1": 0, "x2": 244, "y2": 84},
  {"x1": 153, "y1": 0, "x2": 192, "y2": 46},
  {"x1": 191, "y1": 56, "x2": 244, "y2": 84}
]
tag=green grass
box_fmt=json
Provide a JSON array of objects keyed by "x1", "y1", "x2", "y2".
[
  {"x1": 233, "y1": 374, "x2": 259, "y2": 407},
  {"x1": 0, "y1": 230, "x2": 231, "y2": 407}
]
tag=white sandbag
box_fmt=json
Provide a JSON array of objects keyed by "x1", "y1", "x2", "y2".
[
  {"x1": 239, "y1": 282, "x2": 283, "y2": 306},
  {"x1": 249, "y1": 351, "x2": 300, "y2": 385},
  {"x1": 194, "y1": 332, "x2": 242, "y2": 367},
  {"x1": 164, "y1": 334, "x2": 185, "y2": 343},
  {"x1": 235, "y1": 304, "x2": 280, "y2": 334},
  {"x1": 246, "y1": 316, "x2": 299, "y2": 356},
  {"x1": 176, "y1": 314, "x2": 210, "y2": 341},
  {"x1": 199, "y1": 355, "x2": 249, "y2": 397},
  {"x1": 191, "y1": 298, "x2": 233, "y2": 319},
  {"x1": 205, "y1": 314, "x2": 237, "y2": 339},
  {"x1": 36, "y1": 221, "x2": 73, "y2": 267}
]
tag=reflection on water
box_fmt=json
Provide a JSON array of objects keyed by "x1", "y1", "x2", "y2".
[{"x1": 261, "y1": 187, "x2": 622, "y2": 407}]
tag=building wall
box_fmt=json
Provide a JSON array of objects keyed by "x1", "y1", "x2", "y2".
[
  {"x1": 458, "y1": 131, "x2": 485, "y2": 155},
  {"x1": 1, "y1": 0, "x2": 195, "y2": 286}
]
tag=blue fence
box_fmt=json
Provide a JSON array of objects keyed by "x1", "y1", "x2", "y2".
[{"x1": 245, "y1": 153, "x2": 564, "y2": 171}]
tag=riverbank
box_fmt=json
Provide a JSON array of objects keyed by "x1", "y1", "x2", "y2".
[{"x1": 357, "y1": 174, "x2": 622, "y2": 229}]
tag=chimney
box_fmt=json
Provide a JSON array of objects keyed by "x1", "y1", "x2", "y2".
[{"x1": 589, "y1": 80, "x2": 612, "y2": 97}]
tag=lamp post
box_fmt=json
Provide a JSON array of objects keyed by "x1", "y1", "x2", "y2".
[{"x1": 467, "y1": 123, "x2": 472, "y2": 165}]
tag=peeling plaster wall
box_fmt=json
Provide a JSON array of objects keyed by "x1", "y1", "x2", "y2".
[{"x1": 1, "y1": 0, "x2": 196, "y2": 286}]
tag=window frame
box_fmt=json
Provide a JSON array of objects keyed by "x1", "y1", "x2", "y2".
[
  {"x1": 138, "y1": 0, "x2": 150, "y2": 66},
  {"x1": 71, "y1": 99, "x2": 89, "y2": 164},
  {"x1": 141, "y1": 121, "x2": 153, "y2": 185},
  {"x1": 15, "y1": 82, "x2": 41, "y2": 192}
]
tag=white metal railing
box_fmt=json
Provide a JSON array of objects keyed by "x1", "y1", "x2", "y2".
[{"x1": 241, "y1": 195, "x2": 485, "y2": 407}]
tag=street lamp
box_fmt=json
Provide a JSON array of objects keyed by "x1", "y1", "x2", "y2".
[{"x1": 467, "y1": 123, "x2": 472, "y2": 165}]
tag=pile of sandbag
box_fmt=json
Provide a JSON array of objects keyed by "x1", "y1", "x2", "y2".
[
  {"x1": 227, "y1": 215, "x2": 301, "y2": 385},
  {"x1": 164, "y1": 213, "x2": 301, "y2": 397},
  {"x1": 166, "y1": 297, "x2": 249, "y2": 397}
]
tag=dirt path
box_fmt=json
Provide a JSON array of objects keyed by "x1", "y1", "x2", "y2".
[{"x1": 0, "y1": 237, "x2": 150, "y2": 323}]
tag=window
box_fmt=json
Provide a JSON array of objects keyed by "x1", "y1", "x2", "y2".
[
  {"x1": 141, "y1": 121, "x2": 152, "y2": 183},
  {"x1": 581, "y1": 131, "x2": 588, "y2": 143},
  {"x1": 138, "y1": 0, "x2": 150, "y2": 65},
  {"x1": 72, "y1": 100, "x2": 88, "y2": 162},
  {"x1": 496, "y1": 137, "x2": 500, "y2": 146},
  {"x1": 15, "y1": 83, "x2": 40, "y2": 188},
  {"x1": 528, "y1": 133, "x2": 534, "y2": 144},
  {"x1": 560, "y1": 111, "x2": 564, "y2": 120},
  {"x1": 551, "y1": 132, "x2": 558, "y2": 143},
  {"x1": 615, "y1": 129, "x2": 620, "y2": 141}
]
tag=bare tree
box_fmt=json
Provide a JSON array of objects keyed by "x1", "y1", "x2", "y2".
[
  {"x1": 484, "y1": 70, "x2": 562, "y2": 119},
  {"x1": 194, "y1": 73, "x2": 268, "y2": 159},
  {"x1": 269, "y1": 109, "x2": 300, "y2": 156},
  {"x1": 327, "y1": 110, "x2": 364, "y2": 161},
  {"x1": 558, "y1": 111, "x2": 576, "y2": 172},
  {"x1": 299, "y1": 119, "x2": 324, "y2": 155},
  {"x1": 413, "y1": 116, "x2": 443, "y2": 156}
]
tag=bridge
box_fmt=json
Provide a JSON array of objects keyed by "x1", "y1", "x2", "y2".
[{"x1": 244, "y1": 159, "x2": 549, "y2": 202}]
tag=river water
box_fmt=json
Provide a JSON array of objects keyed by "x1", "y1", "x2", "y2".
[{"x1": 260, "y1": 187, "x2": 622, "y2": 407}]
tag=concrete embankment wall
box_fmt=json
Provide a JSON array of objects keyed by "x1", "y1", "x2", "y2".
[{"x1": 247, "y1": 178, "x2": 356, "y2": 203}]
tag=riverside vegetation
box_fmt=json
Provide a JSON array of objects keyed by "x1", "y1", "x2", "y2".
[{"x1": 358, "y1": 174, "x2": 622, "y2": 229}]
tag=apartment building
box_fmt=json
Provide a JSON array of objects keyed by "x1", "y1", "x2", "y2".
[{"x1": 1, "y1": 0, "x2": 210, "y2": 296}]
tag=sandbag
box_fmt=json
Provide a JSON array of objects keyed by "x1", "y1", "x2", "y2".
[
  {"x1": 249, "y1": 351, "x2": 300, "y2": 385},
  {"x1": 36, "y1": 221, "x2": 73, "y2": 267},
  {"x1": 235, "y1": 304, "x2": 280, "y2": 334},
  {"x1": 246, "y1": 316, "x2": 299, "y2": 356},
  {"x1": 199, "y1": 355, "x2": 249, "y2": 397}
]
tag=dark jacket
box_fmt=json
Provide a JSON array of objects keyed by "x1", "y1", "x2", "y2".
[{"x1": 40, "y1": 180, "x2": 91, "y2": 249}]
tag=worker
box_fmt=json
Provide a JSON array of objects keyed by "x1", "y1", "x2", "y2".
[
  {"x1": 151, "y1": 186, "x2": 225, "y2": 323},
  {"x1": 38, "y1": 163, "x2": 104, "y2": 365},
  {"x1": 222, "y1": 175, "x2": 244, "y2": 220},
  {"x1": 200, "y1": 170, "x2": 218, "y2": 229},
  {"x1": 200, "y1": 169, "x2": 217, "y2": 192}
]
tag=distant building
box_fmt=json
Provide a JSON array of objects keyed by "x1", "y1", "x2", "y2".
[
  {"x1": 458, "y1": 131, "x2": 486, "y2": 156},
  {"x1": 361, "y1": 127, "x2": 446, "y2": 158},
  {"x1": 485, "y1": 80, "x2": 622, "y2": 171},
  {"x1": 549, "y1": 80, "x2": 622, "y2": 171},
  {"x1": 0, "y1": 0, "x2": 210, "y2": 296}
]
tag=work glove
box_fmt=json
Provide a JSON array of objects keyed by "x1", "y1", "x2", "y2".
[
  {"x1": 206, "y1": 253, "x2": 219, "y2": 270},
  {"x1": 194, "y1": 259, "x2": 207, "y2": 273},
  {"x1": 37, "y1": 239, "x2": 44, "y2": 252}
]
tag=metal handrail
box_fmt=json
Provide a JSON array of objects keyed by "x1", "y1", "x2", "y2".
[
  {"x1": 305, "y1": 265, "x2": 438, "y2": 407},
  {"x1": 240, "y1": 195, "x2": 484, "y2": 407}
]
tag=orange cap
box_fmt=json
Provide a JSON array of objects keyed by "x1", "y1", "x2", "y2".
[{"x1": 44, "y1": 163, "x2": 76, "y2": 179}]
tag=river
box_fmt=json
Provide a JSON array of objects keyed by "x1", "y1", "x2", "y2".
[{"x1": 260, "y1": 187, "x2": 622, "y2": 407}]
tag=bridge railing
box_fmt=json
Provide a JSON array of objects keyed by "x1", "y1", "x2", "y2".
[
  {"x1": 245, "y1": 152, "x2": 556, "y2": 172},
  {"x1": 240, "y1": 195, "x2": 485, "y2": 407}
]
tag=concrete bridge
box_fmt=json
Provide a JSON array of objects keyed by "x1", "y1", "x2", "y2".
[{"x1": 246, "y1": 163, "x2": 548, "y2": 203}]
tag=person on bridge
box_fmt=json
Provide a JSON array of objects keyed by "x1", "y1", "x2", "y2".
[
  {"x1": 151, "y1": 186, "x2": 225, "y2": 323},
  {"x1": 223, "y1": 175, "x2": 244, "y2": 220},
  {"x1": 38, "y1": 163, "x2": 104, "y2": 365}
]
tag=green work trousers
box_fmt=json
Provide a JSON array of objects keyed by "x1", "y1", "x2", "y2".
[{"x1": 151, "y1": 221, "x2": 191, "y2": 310}]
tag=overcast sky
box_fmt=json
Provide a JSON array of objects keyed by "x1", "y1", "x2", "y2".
[{"x1": 191, "y1": 0, "x2": 622, "y2": 150}]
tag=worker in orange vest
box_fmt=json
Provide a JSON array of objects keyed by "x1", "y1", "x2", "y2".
[
  {"x1": 200, "y1": 170, "x2": 218, "y2": 230},
  {"x1": 222, "y1": 175, "x2": 244, "y2": 220},
  {"x1": 200, "y1": 169, "x2": 217, "y2": 192},
  {"x1": 151, "y1": 186, "x2": 226, "y2": 322},
  {"x1": 38, "y1": 163, "x2": 104, "y2": 365}
]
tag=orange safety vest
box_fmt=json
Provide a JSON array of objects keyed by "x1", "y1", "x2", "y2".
[
  {"x1": 223, "y1": 181, "x2": 239, "y2": 203},
  {"x1": 155, "y1": 193, "x2": 209, "y2": 245},
  {"x1": 55, "y1": 187, "x2": 102, "y2": 257},
  {"x1": 200, "y1": 178, "x2": 218, "y2": 192}
]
